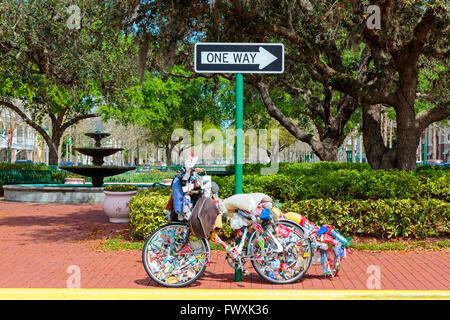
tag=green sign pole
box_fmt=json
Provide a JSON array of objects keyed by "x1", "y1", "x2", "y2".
[
  {"x1": 195, "y1": 43, "x2": 284, "y2": 283},
  {"x1": 234, "y1": 73, "x2": 244, "y2": 283},
  {"x1": 235, "y1": 73, "x2": 244, "y2": 195}
]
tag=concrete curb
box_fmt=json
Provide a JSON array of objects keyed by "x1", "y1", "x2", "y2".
[{"x1": 0, "y1": 289, "x2": 449, "y2": 300}]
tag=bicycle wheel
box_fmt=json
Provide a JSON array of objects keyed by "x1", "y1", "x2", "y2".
[
  {"x1": 249, "y1": 219, "x2": 312, "y2": 284},
  {"x1": 142, "y1": 222, "x2": 210, "y2": 287}
]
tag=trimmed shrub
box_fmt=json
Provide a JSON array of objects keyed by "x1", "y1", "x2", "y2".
[
  {"x1": 213, "y1": 168, "x2": 448, "y2": 202},
  {"x1": 226, "y1": 161, "x2": 372, "y2": 175},
  {"x1": 420, "y1": 174, "x2": 450, "y2": 202},
  {"x1": 284, "y1": 199, "x2": 449, "y2": 238},
  {"x1": 129, "y1": 188, "x2": 237, "y2": 241},
  {"x1": 0, "y1": 162, "x2": 50, "y2": 170},
  {"x1": 104, "y1": 184, "x2": 138, "y2": 192},
  {"x1": 128, "y1": 189, "x2": 171, "y2": 240},
  {"x1": 128, "y1": 163, "x2": 449, "y2": 241},
  {"x1": 129, "y1": 189, "x2": 449, "y2": 240}
]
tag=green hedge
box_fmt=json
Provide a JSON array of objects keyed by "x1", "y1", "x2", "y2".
[
  {"x1": 213, "y1": 170, "x2": 449, "y2": 202},
  {"x1": 128, "y1": 162, "x2": 449, "y2": 240},
  {"x1": 0, "y1": 163, "x2": 67, "y2": 195},
  {"x1": 128, "y1": 188, "x2": 172, "y2": 240},
  {"x1": 128, "y1": 189, "x2": 449, "y2": 240},
  {"x1": 284, "y1": 199, "x2": 449, "y2": 238},
  {"x1": 226, "y1": 162, "x2": 448, "y2": 176},
  {"x1": 226, "y1": 162, "x2": 372, "y2": 175},
  {"x1": 128, "y1": 187, "x2": 235, "y2": 241},
  {"x1": 0, "y1": 162, "x2": 50, "y2": 170}
]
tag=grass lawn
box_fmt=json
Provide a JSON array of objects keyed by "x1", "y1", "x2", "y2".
[{"x1": 97, "y1": 235, "x2": 450, "y2": 252}]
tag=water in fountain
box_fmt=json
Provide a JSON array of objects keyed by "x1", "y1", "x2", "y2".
[{"x1": 59, "y1": 132, "x2": 136, "y2": 187}]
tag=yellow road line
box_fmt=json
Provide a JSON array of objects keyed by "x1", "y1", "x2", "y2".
[{"x1": 0, "y1": 289, "x2": 448, "y2": 300}]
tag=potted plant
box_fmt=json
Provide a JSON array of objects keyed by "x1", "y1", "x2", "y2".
[
  {"x1": 64, "y1": 173, "x2": 85, "y2": 184},
  {"x1": 103, "y1": 184, "x2": 138, "y2": 223}
]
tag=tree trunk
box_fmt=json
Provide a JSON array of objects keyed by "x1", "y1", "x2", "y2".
[
  {"x1": 395, "y1": 100, "x2": 418, "y2": 171},
  {"x1": 165, "y1": 145, "x2": 173, "y2": 166},
  {"x1": 394, "y1": 61, "x2": 420, "y2": 171},
  {"x1": 47, "y1": 133, "x2": 63, "y2": 165},
  {"x1": 314, "y1": 138, "x2": 339, "y2": 162},
  {"x1": 362, "y1": 104, "x2": 396, "y2": 169},
  {"x1": 136, "y1": 144, "x2": 140, "y2": 166},
  {"x1": 48, "y1": 147, "x2": 59, "y2": 166}
]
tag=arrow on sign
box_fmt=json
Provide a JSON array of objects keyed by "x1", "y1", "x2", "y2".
[{"x1": 201, "y1": 47, "x2": 278, "y2": 70}]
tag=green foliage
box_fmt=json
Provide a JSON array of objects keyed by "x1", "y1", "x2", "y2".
[
  {"x1": 128, "y1": 161, "x2": 450, "y2": 241},
  {"x1": 0, "y1": 0, "x2": 138, "y2": 164},
  {"x1": 216, "y1": 216, "x2": 235, "y2": 240},
  {"x1": 128, "y1": 186, "x2": 449, "y2": 241},
  {"x1": 101, "y1": 69, "x2": 234, "y2": 165},
  {"x1": 63, "y1": 173, "x2": 85, "y2": 179},
  {"x1": 0, "y1": 162, "x2": 50, "y2": 170},
  {"x1": 128, "y1": 190, "x2": 171, "y2": 240},
  {"x1": 284, "y1": 199, "x2": 449, "y2": 239},
  {"x1": 209, "y1": 162, "x2": 450, "y2": 239},
  {"x1": 100, "y1": 237, "x2": 143, "y2": 251},
  {"x1": 216, "y1": 162, "x2": 449, "y2": 202},
  {"x1": 128, "y1": 187, "x2": 237, "y2": 241},
  {"x1": 420, "y1": 175, "x2": 450, "y2": 202},
  {"x1": 104, "y1": 184, "x2": 138, "y2": 192}
]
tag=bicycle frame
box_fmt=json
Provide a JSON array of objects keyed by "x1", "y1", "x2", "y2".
[{"x1": 210, "y1": 212, "x2": 302, "y2": 269}]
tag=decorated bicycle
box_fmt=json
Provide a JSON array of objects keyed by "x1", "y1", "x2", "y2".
[{"x1": 142, "y1": 156, "x2": 351, "y2": 287}]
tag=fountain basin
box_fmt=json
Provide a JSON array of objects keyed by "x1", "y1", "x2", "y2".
[
  {"x1": 59, "y1": 165, "x2": 135, "y2": 177},
  {"x1": 59, "y1": 165, "x2": 136, "y2": 187},
  {"x1": 2, "y1": 183, "x2": 167, "y2": 204},
  {"x1": 74, "y1": 148, "x2": 124, "y2": 158}
]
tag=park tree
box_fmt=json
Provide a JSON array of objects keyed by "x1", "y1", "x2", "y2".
[
  {"x1": 212, "y1": 0, "x2": 450, "y2": 170},
  {"x1": 241, "y1": 87, "x2": 311, "y2": 162},
  {"x1": 356, "y1": 1, "x2": 450, "y2": 169},
  {"x1": 118, "y1": 0, "x2": 363, "y2": 163},
  {"x1": 0, "y1": 0, "x2": 136, "y2": 164},
  {"x1": 101, "y1": 69, "x2": 234, "y2": 166},
  {"x1": 125, "y1": 0, "x2": 449, "y2": 170}
]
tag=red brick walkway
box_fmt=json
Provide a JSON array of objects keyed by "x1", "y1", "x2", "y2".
[{"x1": 0, "y1": 201, "x2": 448, "y2": 290}]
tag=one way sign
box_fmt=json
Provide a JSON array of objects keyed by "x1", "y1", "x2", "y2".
[{"x1": 194, "y1": 43, "x2": 284, "y2": 74}]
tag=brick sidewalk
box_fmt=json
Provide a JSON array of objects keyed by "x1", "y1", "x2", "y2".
[{"x1": 0, "y1": 201, "x2": 448, "y2": 290}]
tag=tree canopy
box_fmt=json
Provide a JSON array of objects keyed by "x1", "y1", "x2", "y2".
[
  {"x1": 0, "y1": 0, "x2": 136, "y2": 164},
  {"x1": 1, "y1": 0, "x2": 448, "y2": 170},
  {"x1": 124, "y1": 0, "x2": 449, "y2": 170},
  {"x1": 101, "y1": 68, "x2": 234, "y2": 165}
]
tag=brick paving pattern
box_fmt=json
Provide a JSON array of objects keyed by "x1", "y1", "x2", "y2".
[{"x1": 0, "y1": 201, "x2": 448, "y2": 290}]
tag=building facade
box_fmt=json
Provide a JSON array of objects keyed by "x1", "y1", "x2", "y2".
[
  {"x1": 418, "y1": 123, "x2": 450, "y2": 163},
  {"x1": 0, "y1": 106, "x2": 47, "y2": 163}
]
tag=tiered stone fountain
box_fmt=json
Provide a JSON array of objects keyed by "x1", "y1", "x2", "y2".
[
  {"x1": 59, "y1": 132, "x2": 135, "y2": 187},
  {"x1": 3, "y1": 131, "x2": 141, "y2": 204}
]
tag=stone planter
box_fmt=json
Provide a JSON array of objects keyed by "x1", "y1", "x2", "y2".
[
  {"x1": 64, "y1": 177, "x2": 85, "y2": 184},
  {"x1": 103, "y1": 190, "x2": 138, "y2": 223}
]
